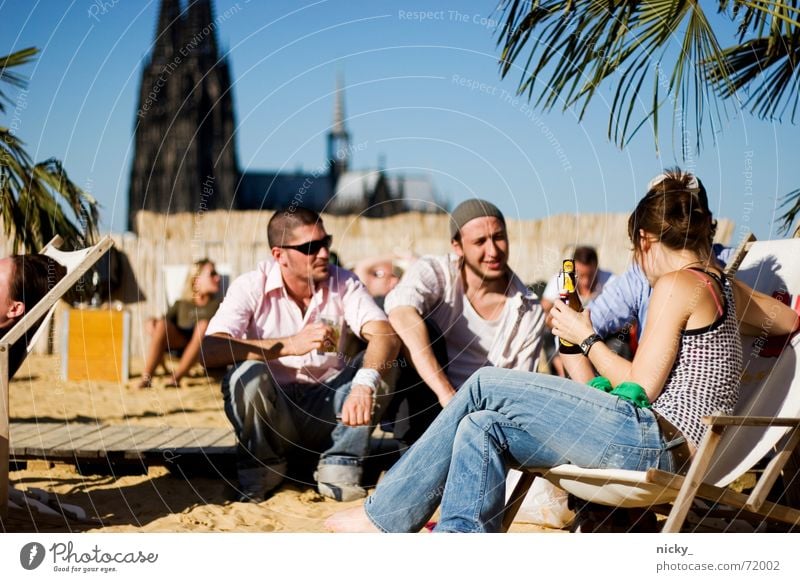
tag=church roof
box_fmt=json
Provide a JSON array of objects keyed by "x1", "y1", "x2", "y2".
[
  {"x1": 387, "y1": 174, "x2": 442, "y2": 212},
  {"x1": 238, "y1": 171, "x2": 332, "y2": 211},
  {"x1": 327, "y1": 170, "x2": 382, "y2": 213}
]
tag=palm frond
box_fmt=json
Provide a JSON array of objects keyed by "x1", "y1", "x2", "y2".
[
  {"x1": 0, "y1": 46, "x2": 100, "y2": 252},
  {"x1": 0, "y1": 47, "x2": 38, "y2": 113},
  {"x1": 778, "y1": 188, "x2": 800, "y2": 236},
  {"x1": 496, "y1": 1, "x2": 734, "y2": 151},
  {"x1": 1, "y1": 127, "x2": 99, "y2": 253}
]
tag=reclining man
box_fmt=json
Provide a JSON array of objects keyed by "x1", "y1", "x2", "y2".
[
  {"x1": 202, "y1": 207, "x2": 400, "y2": 503},
  {"x1": 384, "y1": 199, "x2": 546, "y2": 443}
]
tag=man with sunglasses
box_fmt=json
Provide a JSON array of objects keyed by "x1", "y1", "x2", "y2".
[{"x1": 203, "y1": 207, "x2": 400, "y2": 503}]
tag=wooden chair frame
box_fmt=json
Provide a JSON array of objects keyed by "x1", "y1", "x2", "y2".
[
  {"x1": 504, "y1": 236, "x2": 800, "y2": 533},
  {"x1": 1, "y1": 235, "x2": 114, "y2": 518}
]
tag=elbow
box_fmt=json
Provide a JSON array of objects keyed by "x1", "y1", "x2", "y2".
[
  {"x1": 201, "y1": 333, "x2": 222, "y2": 354},
  {"x1": 388, "y1": 332, "x2": 402, "y2": 360},
  {"x1": 374, "y1": 321, "x2": 403, "y2": 360}
]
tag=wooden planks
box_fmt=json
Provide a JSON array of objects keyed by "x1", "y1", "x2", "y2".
[{"x1": 9, "y1": 422, "x2": 235, "y2": 466}]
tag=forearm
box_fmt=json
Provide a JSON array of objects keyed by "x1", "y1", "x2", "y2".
[
  {"x1": 200, "y1": 333, "x2": 294, "y2": 367},
  {"x1": 560, "y1": 353, "x2": 596, "y2": 384},
  {"x1": 361, "y1": 330, "x2": 402, "y2": 382},
  {"x1": 389, "y1": 308, "x2": 456, "y2": 399},
  {"x1": 585, "y1": 342, "x2": 633, "y2": 388}
]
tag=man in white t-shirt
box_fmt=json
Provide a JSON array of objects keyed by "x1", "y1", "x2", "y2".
[
  {"x1": 383, "y1": 199, "x2": 545, "y2": 443},
  {"x1": 541, "y1": 246, "x2": 615, "y2": 311}
]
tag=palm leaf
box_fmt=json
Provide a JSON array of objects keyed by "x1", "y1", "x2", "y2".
[
  {"x1": 0, "y1": 47, "x2": 37, "y2": 113},
  {"x1": 0, "y1": 48, "x2": 100, "y2": 252},
  {"x1": 495, "y1": 0, "x2": 800, "y2": 234},
  {"x1": 778, "y1": 188, "x2": 800, "y2": 236}
]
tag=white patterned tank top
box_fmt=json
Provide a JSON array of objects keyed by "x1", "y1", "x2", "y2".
[{"x1": 651, "y1": 269, "x2": 743, "y2": 448}]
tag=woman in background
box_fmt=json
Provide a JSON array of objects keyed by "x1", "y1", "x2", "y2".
[{"x1": 139, "y1": 259, "x2": 221, "y2": 388}]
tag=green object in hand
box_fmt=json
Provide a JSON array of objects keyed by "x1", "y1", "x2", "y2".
[{"x1": 587, "y1": 377, "x2": 651, "y2": 409}]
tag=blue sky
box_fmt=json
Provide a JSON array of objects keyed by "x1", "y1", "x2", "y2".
[{"x1": 1, "y1": 0, "x2": 798, "y2": 240}]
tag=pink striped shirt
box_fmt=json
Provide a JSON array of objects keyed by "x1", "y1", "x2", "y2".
[{"x1": 207, "y1": 259, "x2": 387, "y2": 385}]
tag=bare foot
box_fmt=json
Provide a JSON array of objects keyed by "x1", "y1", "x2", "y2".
[
  {"x1": 324, "y1": 505, "x2": 380, "y2": 533},
  {"x1": 165, "y1": 377, "x2": 181, "y2": 389},
  {"x1": 137, "y1": 376, "x2": 152, "y2": 389}
]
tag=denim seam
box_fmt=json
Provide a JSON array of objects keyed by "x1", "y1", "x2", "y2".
[
  {"x1": 363, "y1": 501, "x2": 392, "y2": 533},
  {"x1": 471, "y1": 418, "x2": 491, "y2": 528}
]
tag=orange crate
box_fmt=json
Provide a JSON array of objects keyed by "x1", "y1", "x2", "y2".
[{"x1": 62, "y1": 307, "x2": 130, "y2": 382}]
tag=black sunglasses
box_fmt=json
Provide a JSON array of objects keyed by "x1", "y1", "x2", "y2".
[{"x1": 280, "y1": 234, "x2": 333, "y2": 255}]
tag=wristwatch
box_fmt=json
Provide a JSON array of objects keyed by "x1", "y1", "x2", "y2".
[{"x1": 579, "y1": 333, "x2": 603, "y2": 357}]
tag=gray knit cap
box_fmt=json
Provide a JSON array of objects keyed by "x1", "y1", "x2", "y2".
[{"x1": 449, "y1": 198, "x2": 506, "y2": 240}]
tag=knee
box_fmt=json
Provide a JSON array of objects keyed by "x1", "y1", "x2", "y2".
[
  {"x1": 228, "y1": 362, "x2": 276, "y2": 402},
  {"x1": 461, "y1": 410, "x2": 502, "y2": 433},
  {"x1": 455, "y1": 411, "x2": 509, "y2": 455},
  {"x1": 152, "y1": 318, "x2": 167, "y2": 337}
]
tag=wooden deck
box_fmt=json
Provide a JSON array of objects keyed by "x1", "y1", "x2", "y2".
[{"x1": 9, "y1": 422, "x2": 236, "y2": 469}]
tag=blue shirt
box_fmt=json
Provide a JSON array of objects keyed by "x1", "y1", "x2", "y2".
[{"x1": 590, "y1": 244, "x2": 733, "y2": 338}]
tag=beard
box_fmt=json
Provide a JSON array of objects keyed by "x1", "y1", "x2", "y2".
[
  {"x1": 462, "y1": 257, "x2": 508, "y2": 283},
  {"x1": 311, "y1": 262, "x2": 330, "y2": 283}
]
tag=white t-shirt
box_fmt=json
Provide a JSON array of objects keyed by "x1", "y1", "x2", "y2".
[
  {"x1": 445, "y1": 296, "x2": 505, "y2": 387},
  {"x1": 542, "y1": 268, "x2": 615, "y2": 307},
  {"x1": 384, "y1": 254, "x2": 546, "y2": 388}
]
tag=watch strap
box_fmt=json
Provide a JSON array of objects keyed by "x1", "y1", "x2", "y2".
[{"x1": 580, "y1": 333, "x2": 603, "y2": 356}]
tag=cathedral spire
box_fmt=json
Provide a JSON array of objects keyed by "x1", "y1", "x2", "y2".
[
  {"x1": 332, "y1": 71, "x2": 346, "y2": 136},
  {"x1": 328, "y1": 71, "x2": 350, "y2": 184},
  {"x1": 128, "y1": 0, "x2": 238, "y2": 231},
  {"x1": 183, "y1": 0, "x2": 218, "y2": 56},
  {"x1": 152, "y1": 0, "x2": 181, "y2": 63}
]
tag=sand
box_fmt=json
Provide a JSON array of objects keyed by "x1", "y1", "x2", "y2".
[{"x1": 5, "y1": 354, "x2": 553, "y2": 533}]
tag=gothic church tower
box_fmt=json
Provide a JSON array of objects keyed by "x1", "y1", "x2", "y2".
[{"x1": 128, "y1": 0, "x2": 238, "y2": 231}]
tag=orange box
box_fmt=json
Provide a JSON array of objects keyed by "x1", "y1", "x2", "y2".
[{"x1": 61, "y1": 306, "x2": 130, "y2": 382}]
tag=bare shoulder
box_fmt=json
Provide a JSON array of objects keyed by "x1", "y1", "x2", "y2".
[{"x1": 651, "y1": 270, "x2": 701, "y2": 297}]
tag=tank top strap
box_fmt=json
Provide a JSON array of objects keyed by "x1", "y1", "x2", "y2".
[{"x1": 685, "y1": 267, "x2": 724, "y2": 317}]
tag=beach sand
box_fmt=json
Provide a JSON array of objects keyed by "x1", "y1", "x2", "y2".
[{"x1": 5, "y1": 354, "x2": 556, "y2": 533}]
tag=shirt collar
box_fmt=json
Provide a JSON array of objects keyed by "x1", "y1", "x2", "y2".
[
  {"x1": 260, "y1": 259, "x2": 332, "y2": 299},
  {"x1": 262, "y1": 259, "x2": 286, "y2": 294}
]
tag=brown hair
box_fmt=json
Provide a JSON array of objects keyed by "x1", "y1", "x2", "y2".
[
  {"x1": 628, "y1": 170, "x2": 715, "y2": 262},
  {"x1": 268, "y1": 207, "x2": 323, "y2": 248},
  {"x1": 9, "y1": 255, "x2": 67, "y2": 313},
  {"x1": 6, "y1": 255, "x2": 67, "y2": 377},
  {"x1": 180, "y1": 258, "x2": 215, "y2": 301},
  {"x1": 573, "y1": 246, "x2": 598, "y2": 266}
]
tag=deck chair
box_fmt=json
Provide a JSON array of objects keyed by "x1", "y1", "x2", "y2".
[
  {"x1": 163, "y1": 262, "x2": 231, "y2": 309},
  {"x1": 1, "y1": 235, "x2": 114, "y2": 519},
  {"x1": 503, "y1": 237, "x2": 800, "y2": 533}
]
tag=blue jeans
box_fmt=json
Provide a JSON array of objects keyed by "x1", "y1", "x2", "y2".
[
  {"x1": 221, "y1": 357, "x2": 373, "y2": 491},
  {"x1": 364, "y1": 367, "x2": 676, "y2": 532}
]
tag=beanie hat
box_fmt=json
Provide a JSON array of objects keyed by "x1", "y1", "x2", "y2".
[{"x1": 450, "y1": 199, "x2": 506, "y2": 240}]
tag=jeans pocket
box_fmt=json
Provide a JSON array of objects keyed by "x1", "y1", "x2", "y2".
[{"x1": 600, "y1": 443, "x2": 662, "y2": 471}]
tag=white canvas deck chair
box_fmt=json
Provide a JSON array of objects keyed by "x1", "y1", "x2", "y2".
[
  {"x1": 503, "y1": 237, "x2": 800, "y2": 533},
  {"x1": 0, "y1": 235, "x2": 114, "y2": 519}
]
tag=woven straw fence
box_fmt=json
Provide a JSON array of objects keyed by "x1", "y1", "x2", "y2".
[{"x1": 7, "y1": 210, "x2": 734, "y2": 358}]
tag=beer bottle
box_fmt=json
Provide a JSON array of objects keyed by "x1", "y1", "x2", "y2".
[{"x1": 558, "y1": 258, "x2": 583, "y2": 354}]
